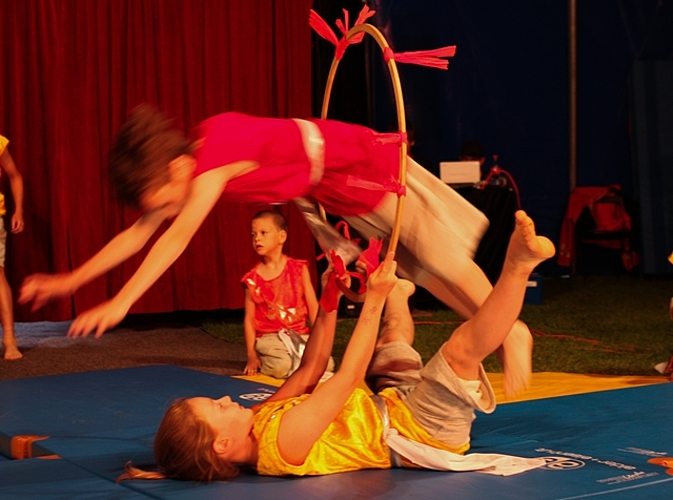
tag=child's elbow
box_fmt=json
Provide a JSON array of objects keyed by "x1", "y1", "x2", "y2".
[{"x1": 334, "y1": 364, "x2": 362, "y2": 388}]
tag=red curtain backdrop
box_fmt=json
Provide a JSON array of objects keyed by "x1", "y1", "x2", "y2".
[{"x1": 0, "y1": 0, "x2": 316, "y2": 321}]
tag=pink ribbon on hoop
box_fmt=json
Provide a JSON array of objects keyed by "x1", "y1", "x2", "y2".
[
  {"x1": 315, "y1": 220, "x2": 361, "y2": 262},
  {"x1": 346, "y1": 175, "x2": 407, "y2": 197},
  {"x1": 371, "y1": 131, "x2": 408, "y2": 146},
  {"x1": 318, "y1": 237, "x2": 385, "y2": 312},
  {"x1": 319, "y1": 250, "x2": 367, "y2": 313},
  {"x1": 309, "y1": 6, "x2": 376, "y2": 60},
  {"x1": 319, "y1": 251, "x2": 344, "y2": 313},
  {"x1": 382, "y1": 46, "x2": 457, "y2": 70},
  {"x1": 357, "y1": 238, "x2": 383, "y2": 277}
]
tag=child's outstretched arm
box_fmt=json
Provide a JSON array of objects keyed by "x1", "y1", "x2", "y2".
[
  {"x1": 19, "y1": 211, "x2": 166, "y2": 310},
  {"x1": 66, "y1": 169, "x2": 229, "y2": 338},
  {"x1": 274, "y1": 253, "x2": 398, "y2": 465}
]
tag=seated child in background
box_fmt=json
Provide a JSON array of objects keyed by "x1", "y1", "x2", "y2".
[
  {"x1": 119, "y1": 211, "x2": 554, "y2": 481},
  {"x1": 242, "y1": 209, "x2": 332, "y2": 378}
]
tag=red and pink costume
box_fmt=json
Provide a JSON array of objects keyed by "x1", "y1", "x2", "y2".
[
  {"x1": 194, "y1": 112, "x2": 398, "y2": 216},
  {"x1": 241, "y1": 258, "x2": 310, "y2": 336},
  {"x1": 194, "y1": 111, "x2": 489, "y2": 306}
]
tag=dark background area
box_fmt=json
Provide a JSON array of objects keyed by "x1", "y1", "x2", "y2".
[{"x1": 312, "y1": 0, "x2": 673, "y2": 278}]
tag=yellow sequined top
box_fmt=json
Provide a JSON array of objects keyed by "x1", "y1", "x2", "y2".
[
  {"x1": 254, "y1": 387, "x2": 468, "y2": 476},
  {"x1": 0, "y1": 135, "x2": 7, "y2": 216}
]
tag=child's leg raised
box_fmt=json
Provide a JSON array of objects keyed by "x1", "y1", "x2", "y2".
[
  {"x1": 347, "y1": 160, "x2": 536, "y2": 395},
  {"x1": 365, "y1": 279, "x2": 419, "y2": 393},
  {"x1": 441, "y1": 211, "x2": 555, "y2": 381},
  {"x1": 376, "y1": 279, "x2": 416, "y2": 348}
]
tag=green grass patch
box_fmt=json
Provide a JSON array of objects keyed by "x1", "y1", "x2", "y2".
[{"x1": 199, "y1": 275, "x2": 673, "y2": 376}]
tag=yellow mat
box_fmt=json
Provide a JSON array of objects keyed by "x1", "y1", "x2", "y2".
[
  {"x1": 238, "y1": 372, "x2": 669, "y2": 404},
  {"x1": 488, "y1": 372, "x2": 668, "y2": 403}
]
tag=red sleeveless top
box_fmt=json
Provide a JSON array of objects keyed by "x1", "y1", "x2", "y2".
[
  {"x1": 193, "y1": 112, "x2": 399, "y2": 216},
  {"x1": 241, "y1": 258, "x2": 310, "y2": 335}
]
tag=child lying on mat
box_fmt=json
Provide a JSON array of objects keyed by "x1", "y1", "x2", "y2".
[
  {"x1": 19, "y1": 105, "x2": 530, "y2": 395},
  {"x1": 117, "y1": 211, "x2": 553, "y2": 481}
]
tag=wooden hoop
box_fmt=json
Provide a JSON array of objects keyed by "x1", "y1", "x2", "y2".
[{"x1": 320, "y1": 23, "x2": 407, "y2": 303}]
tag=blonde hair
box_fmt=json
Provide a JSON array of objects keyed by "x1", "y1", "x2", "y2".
[{"x1": 117, "y1": 399, "x2": 239, "y2": 483}]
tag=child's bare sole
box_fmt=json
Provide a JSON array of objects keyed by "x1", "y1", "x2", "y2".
[
  {"x1": 507, "y1": 211, "x2": 556, "y2": 271},
  {"x1": 3, "y1": 343, "x2": 22, "y2": 360}
]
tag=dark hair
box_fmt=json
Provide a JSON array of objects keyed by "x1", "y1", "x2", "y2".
[
  {"x1": 252, "y1": 210, "x2": 288, "y2": 232},
  {"x1": 108, "y1": 104, "x2": 194, "y2": 207},
  {"x1": 459, "y1": 140, "x2": 484, "y2": 160}
]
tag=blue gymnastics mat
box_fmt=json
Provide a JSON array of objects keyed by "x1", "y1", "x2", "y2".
[
  {"x1": 1, "y1": 365, "x2": 672, "y2": 499},
  {"x1": 0, "y1": 457, "x2": 149, "y2": 499}
]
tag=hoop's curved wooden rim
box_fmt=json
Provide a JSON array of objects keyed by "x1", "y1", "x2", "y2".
[{"x1": 320, "y1": 23, "x2": 407, "y2": 303}]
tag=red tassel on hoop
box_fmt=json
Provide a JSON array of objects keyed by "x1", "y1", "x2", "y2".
[
  {"x1": 309, "y1": 6, "x2": 376, "y2": 60},
  {"x1": 383, "y1": 46, "x2": 457, "y2": 70},
  {"x1": 371, "y1": 131, "x2": 408, "y2": 146},
  {"x1": 346, "y1": 176, "x2": 407, "y2": 197},
  {"x1": 309, "y1": 10, "x2": 339, "y2": 47},
  {"x1": 310, "y1": 6, "x2": 454, "y2": 69}
]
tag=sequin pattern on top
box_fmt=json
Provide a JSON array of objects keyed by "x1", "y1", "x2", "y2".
[{"x1": 241, "y1": 258, "x2": 311, "y2": 336}]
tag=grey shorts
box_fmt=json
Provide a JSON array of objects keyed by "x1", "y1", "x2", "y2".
[
  {"x1": 366, "y1": 341, "x2": 496, "y2": 449},
  {"x1": 255, "y1": 333, "x2": 335, "y2": 379}
]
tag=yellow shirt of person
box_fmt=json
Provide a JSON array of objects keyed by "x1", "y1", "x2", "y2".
[
  {"x1": 0, "y1": 135, "x2": 8, "y2": 216},
  {"x1": 254, "y1": 387, "x2": 468, "y2": 476}
]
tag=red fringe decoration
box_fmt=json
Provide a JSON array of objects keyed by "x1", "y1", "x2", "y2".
[
  {"x1": 383, "y1": 46, "x2": 457, "y2": 70},
  {"x1": 309, "y1": 6, "x2": 376, "y2": 61},
  {"x1": 309, "y1": 9, "x2": 339, "y2": 46}
]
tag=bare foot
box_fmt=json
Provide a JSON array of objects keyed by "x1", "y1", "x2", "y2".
[
  {"x1": 3, "y1": 342, "x2": 23, "y2": 360},
  {"x1": 505, "y1": 210, "x2": 555, "y2": 273}
]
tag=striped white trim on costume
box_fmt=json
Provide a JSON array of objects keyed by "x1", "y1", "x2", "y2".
[{"x1": 292, "y1": 119, "x2": 325, "y2": 186}]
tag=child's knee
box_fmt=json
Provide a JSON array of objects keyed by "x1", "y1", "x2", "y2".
[
  {"x1": 376, "y1": 330, "x2": 409, "y2": 348},
  {"x1": 441, "y1": 333, "x2": 481, "y2": 379},
  {"x1": 512, "y1": 319, "x2": 530, "y2": 334},
  {"x1": 260, "y1": 354, "x2": 293, "y2": 379}
]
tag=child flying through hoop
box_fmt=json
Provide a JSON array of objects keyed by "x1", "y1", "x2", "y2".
[{"x1": 20, "y1": 105, "x2": 533, "y2": 395}]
